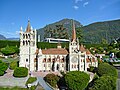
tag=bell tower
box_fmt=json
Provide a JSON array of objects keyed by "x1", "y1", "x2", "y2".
[
  {"x1": 19, "y1": 20, "x2": 37, "y2": 71},
  {"x1": 69, "y1": 20, "x2": 80, "y2": 71}
]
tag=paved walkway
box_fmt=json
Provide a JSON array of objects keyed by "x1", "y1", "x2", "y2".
[
  {"x1": 86, "y1": 71, "x2": 95, "y2": 82},
  {"x1": 0, "y1": 69, "x2": 28, "y2": 87},
  {"x1": 37, "y1": 77, "x2": 53, "y2": 90}
]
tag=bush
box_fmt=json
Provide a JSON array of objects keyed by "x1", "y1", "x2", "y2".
[
  {"x1": 116, "y1": 51, "x2": 120, "y2": 58},
  {"x1": 44, "y1": 73, "x2": 59, "y2": 88},
  {"x1": 91, "y1": 75, "x2": 117, "y2": 90},
  {"x1": 26, "y1": 77, "x2": 37, "y2": 86},
  {"x1": 13, "y1": 67, "x2": 28, "y2": 77},
  {"x1": 97, "y1": 63, "x2": 118, "y2": 77},
  {"x1": 65, "y1": 71, "x2": 90, "y2": 90},
  {"x1": 0, "y1": 60, "x2": 8, "y2": 76},
  {"x1": 10, "y1": 61, "x2": 18, "y2": 70}
]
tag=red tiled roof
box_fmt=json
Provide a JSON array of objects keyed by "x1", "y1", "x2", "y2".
[
  {"x1": 42, "y1": 48, "x2": 68, "y2": 55},
  {"x1": 86, "y1": 49, "x2": 91, "y2": 55},
  {"x1": 79, "y1": 44, "x2": 86, "y2": 52}
]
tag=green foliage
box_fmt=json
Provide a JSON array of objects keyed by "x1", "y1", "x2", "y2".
[
  {"x1": 26, "y1": 77, "x2": 37, "y2": 86},
  {"x1": 82, "y1": 19, "x2": 120, "y2": 44},
  {"x1": 37, "y1": 42, "x2": 69, "y2": 49},
  {"x1": 65, "y1": 71, "x2": 90, "y2": 90},
  {"x1": 76, "y1": 27, "x2": 83, "y2": 43},
  {"x1": 44, "y1": 73, "x2": 59, "y2": 88},
  {"x1": 91, "y1": 75, "x2": 117, "y2": 90},
  {"x1": 9, "y1": 61, "x2": 18, "y2": 70},
  {"x1": 13, "y1": 67, "x2": 28, "y2": 77},
  {"x1": 37, "y1": 18, "x2": 82, "y2": 41},
  {"x1": 0, "y1": 60, "x2": 8, "y2": 76},
  {"x1": 0, "y1": 40, "x2": 19, "y2": 49},
  {"x1": 97, "y1": 63, "x2": 118, "y2": 77},
  {"x1": 116, "y1": 51, "x2": 120, "y2": 58},
  {"x1": 0, "y1": 45, "x2": 19, "y2": 55}
]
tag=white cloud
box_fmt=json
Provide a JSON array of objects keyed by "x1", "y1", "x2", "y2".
[
  {"x1": 75, "y1": 0, "x2": 83, "y2": 3},
  {"x1": 73, "y1": 5, "x2": 79, "y2": 10},
  {"x1": 83, "y1": 2, "x2": 89, "y2": 7}
]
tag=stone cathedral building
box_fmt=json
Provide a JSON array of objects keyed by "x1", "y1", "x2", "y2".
[{"x1": 19, "y1": 20, "x2": 98, "y2": 72}]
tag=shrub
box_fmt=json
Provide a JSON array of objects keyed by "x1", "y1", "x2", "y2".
[
  {"x1": 13, "y1": 67, "x2": 28, "y2": 77},
  {"x1": 65, "y1": 71, "x2": 90, "y2": 90},
  {"x1": 97, "y1": 63, "x2": 118, "y2": 77},
  {"x1": 44, "y1": 73, "x2": 59, "y2": 88},
  {"x1": 116, "y1": 51, "x2": 120, "y2": 58},
  {"x1": 26, "y1": 77, "x2": 37, "y2": 86},
  {"x1": 10, "y1": 61, "x2": 18, "y2": 70},
  {"x1": 0, "y1": 60, "x2": 8, "y2": 76},
  {"x1": 91, "y1": 75, "x2": 117, "y2": 90}
]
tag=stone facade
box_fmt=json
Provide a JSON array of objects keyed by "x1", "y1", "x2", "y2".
[{"x1": 19, "y1": 20, "x2": 98, "y2": 72}]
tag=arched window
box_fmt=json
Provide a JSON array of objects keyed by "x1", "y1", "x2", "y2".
[
  {"x1": 26, "y1": 41, "x2": 28, "y2": 45},
  {"x1": 23, "y1": 41, "x2": 25, "y2": 45},
  {"x1": 26, "y1": 34, "x2": 28, "y2": 39},
  {"x1": 28, "y1": 40, "x2": 30, "y2": 45},
  {"x1": 23, "y1": 34, "x2": 25, "y2": 39},
  {"x1": 28, "y1": 34, "x2": 30, "y2": 39}
]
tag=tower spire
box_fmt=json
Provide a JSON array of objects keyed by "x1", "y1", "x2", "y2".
[
  {"x1": 26, "y1": 20, "x2": 31, "y2": 32},
  {"x1": 72, "y1": 20, "x2": 76, "y2": 41}
]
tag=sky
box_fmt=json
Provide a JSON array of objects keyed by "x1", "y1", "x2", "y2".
[{"x1": 0, "y1": 0, "x2": 120, "y2": 38}]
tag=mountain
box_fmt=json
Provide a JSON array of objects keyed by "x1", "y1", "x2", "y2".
[
  {"x1": 0, "y1": 34, "x2": 6, "y2": 40},
  {"x1": 6, "y1": 38, "x2": 19, "y2": 41},
  {"x1": 37, "y1": 18, "x2": 120, "y2": 43},
  {"x1": 82, "y1": 19, "x2": 120, "y2": 43},
  {"x1": 37, "y1": 18, "x2": 82, "y2": 41}
]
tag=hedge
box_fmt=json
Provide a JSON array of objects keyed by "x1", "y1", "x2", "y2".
[
  {"x1": 97, "y1": 63, "x2": 118, "y2": 77},
  {"x1": 0, "y1": 60, "x2": 8, "y2": 76},
  {"x1": 65, "y1": 71, "x2": 90, "y2": 90},
  {"x1": 13, "y1": 67, "x2": 28, "y2": 77},
  {"x1": 44, "y1": 73, "x2": 59, "y2": 88}
]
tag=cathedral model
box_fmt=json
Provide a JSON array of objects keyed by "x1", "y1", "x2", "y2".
[{"x1": 19, "y1": 20, "x2": 98, "y2": 72}]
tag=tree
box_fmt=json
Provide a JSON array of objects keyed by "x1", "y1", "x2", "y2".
[
  {"x1": 76, "y1": 27, "x2": 83, "y2": 43},
  {"x1": 44, "y1": 73, "x2": 59, "y2": 88},
  {"x1": 116, "y1": 51, "x2": 120, "y2": 58},
  {"x1": 97, "y1": 63, "x2": 118, "y2": 77},
  {"x1": 65, "y1": 71, "x2": 90, "y2": 90},
  {"x1": 91, "y1": 75, "x2": 117, "y2": 90},
  {"x1": 0, "y1": 45, "x2": 16, "y2": 55}
]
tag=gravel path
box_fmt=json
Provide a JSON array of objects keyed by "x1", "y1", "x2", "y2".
[{"x1": 0, "y1": 69, "x2": 28, "y2": 87}]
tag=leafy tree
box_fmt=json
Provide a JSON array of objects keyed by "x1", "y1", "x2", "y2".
[
  {"x1": 101, "y1": 38, "x2": 108, "y2": 44},
  {"x1": 1, "y1": 45, "x2": 16, "y2": 55},
  {"x1": 116, "y1": 51, "x2": 120, "y2": 58},
  {"x1": 65, "y1": 71, "x2": 90, "y2": 90},
  {"x1": 97, "y1": 63, "x2": 118, "y2": 77},
  {"x1": 91, "y1": 75, "x2": 117, "y2": 90},
  {"x1": 13, "y1": 67, "x2": 28, "y2": 77},
  {"x1": 44, "y1": 73, "x2": 59, "y2": 88}
]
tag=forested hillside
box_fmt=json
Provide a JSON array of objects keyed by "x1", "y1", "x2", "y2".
[
  {"x1": 37, "y1": 18, "x2": 82, "y2": 41},
  {"x1": 82, "y1": 19, "x2": 120, "y2": 43}
]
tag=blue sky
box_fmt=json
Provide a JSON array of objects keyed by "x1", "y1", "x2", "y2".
[{"x1": 0, "y1": 0, "x2": 120, "y2": 38}]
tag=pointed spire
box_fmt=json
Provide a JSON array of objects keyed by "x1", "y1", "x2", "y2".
[
  {"x1": 72, "y1": 20, "x2": 76, "y2": 41},
  {"x1": 26, "y1": 20, "x2": 31, "y2": 32},
  {"x1": 20, "y1": 26, "x2": 23, "y2": 31}
]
